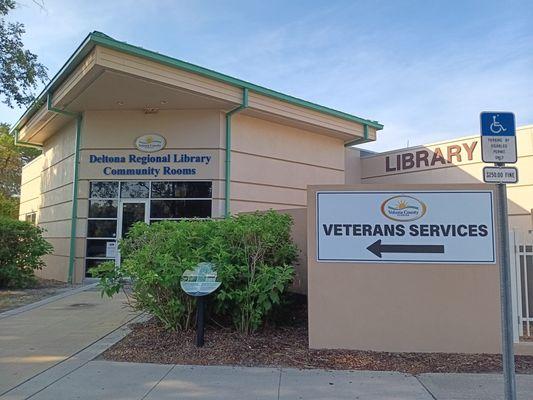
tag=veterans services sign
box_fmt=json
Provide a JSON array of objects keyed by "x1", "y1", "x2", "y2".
[{"x1": 316, "y1": 190, "x2": 495, "y2": 263}]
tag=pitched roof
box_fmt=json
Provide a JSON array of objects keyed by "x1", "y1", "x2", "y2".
[{"x1": 12, "y1": 31, "x2": 383, "y2": 133}]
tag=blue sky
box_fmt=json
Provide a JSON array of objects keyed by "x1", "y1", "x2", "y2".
[{"x1": 3, "y1": 0, "x2": 533, "y2": 151}]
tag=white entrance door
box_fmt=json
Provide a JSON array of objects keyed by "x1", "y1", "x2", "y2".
[{"x1": 116, "y1": 199, "x2": 149, "y2": 264}]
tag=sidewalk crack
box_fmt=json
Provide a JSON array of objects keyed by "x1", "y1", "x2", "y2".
[
  {"x1": 277, "y1": 368, "x2": 282, "y2": 400},
  {"x1": 140, "y1": 364, "x2": 176, "y2": 400},
  {"x1": 414, "y1": 375, "x2": 437, "y2": 400}
]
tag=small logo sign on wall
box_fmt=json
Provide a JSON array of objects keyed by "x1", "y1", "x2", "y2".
[
  {"x1": 135, "y1": 134, "x2": 166, "y2": 152},
  {"x1": 380, "y1": 195, "x2": 427, "y2": 222}
]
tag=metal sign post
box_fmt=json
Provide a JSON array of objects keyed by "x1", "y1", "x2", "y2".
[
  {"x1": 496, "y1": 180, "x2": 517, "y2": 400},
  {"x1": 481, "y1": 112, "x2": 517, "y2": 400},
  {"x1": 180, "y1": 262, "x2": 222, "y2": 348},
  {"x1": 196, "y1": 296, "x2": 206, "y2": 347}
]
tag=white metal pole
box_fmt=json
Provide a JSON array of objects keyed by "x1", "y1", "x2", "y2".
[{"x1": 497, "y1": 181, "x2": 517, "y2": 400}]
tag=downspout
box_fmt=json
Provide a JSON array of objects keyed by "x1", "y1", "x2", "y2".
[
  {"x1": 224, "y1": 88, "x2": 249, "y2": 218},
  {"x1": 47, "y1": 93, "x2": 82, "y2": 284},
  {"x1": 344, "y1": 123, "x2": 369, "y2": 147}
]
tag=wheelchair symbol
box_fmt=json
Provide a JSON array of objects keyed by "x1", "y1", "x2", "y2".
[{"x1": 490, "y1": 115, "x2": 507, "y2": 134}]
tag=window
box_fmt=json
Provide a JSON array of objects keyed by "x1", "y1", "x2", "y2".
[
  {"x1": 89, "y1": 200, "x2": 117, "y2": 218},
  {"x1": 85, "y1": 181, "x2": 212, "y2": 277},
  {"x1": 150, "y1": 181, "x2": 212, "y2": 221},
  {"x1": 25, "y1": 212, "x2": 36, "y2": 225},
  {"x1": 150, "y1": 200, "x2": 211, "y2": 219},
  {"x1": 86, "y1": 182, "x2": 119, "y2": 277},
  {"x1": 90, "y1": 181, "x2": 118, "y2": 198},
  {"x1": 86, "y1": 239, "x2": 110, "y2": 257},
  {"x1": 85, "y1": 259, "x2": 108, "y2": 275},
  {"x1": 120, "y1": 181, "x2": 149, "y2": 198},
  {"x1": 87, "y1": 220, "x2": 117, "y2": 238},
  {"x1": 151, "y1": 181, "x2": 211, "y2": 198}
]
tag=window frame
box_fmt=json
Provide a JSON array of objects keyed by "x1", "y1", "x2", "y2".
[
  {"x1": 25, "y1": 212, "x2": 37, "y2": 225},
  {"x1": 85, "y1": 180, "x2": 213, "y2": 276}
]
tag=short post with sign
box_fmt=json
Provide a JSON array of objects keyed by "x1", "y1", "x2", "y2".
[
  {"x1": 481, "y1": 111, "x2": 518, "y2": 400},
  {"x1": 180, "y1": 262, "x2": 221, "y2": 347}
]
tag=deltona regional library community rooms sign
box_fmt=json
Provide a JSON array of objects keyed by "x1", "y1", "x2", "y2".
[
  {"x1": 82, "y1": 134, "x2": 214, "y2": 178},
  {"x1": 87, "y1": 152, "x2": 213, "y2": 178},
  {"x1": 316, "y1": 191, "x2": 496, "y2": 263}
]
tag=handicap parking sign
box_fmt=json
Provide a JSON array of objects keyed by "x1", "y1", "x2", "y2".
[
  {"x1": 480, "y1": 112, "x2": 517, "y2": 163},
  {"x1": 481, "y1": 112, "x2": 515, "y2": 136}
]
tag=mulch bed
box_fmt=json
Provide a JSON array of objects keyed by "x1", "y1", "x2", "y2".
[
  {"x1": 0, "y1": 278, "x2": 71, "y2": 313},
  {"x1": 102, "y1": 299, "x2": 533, "y2": 375}
]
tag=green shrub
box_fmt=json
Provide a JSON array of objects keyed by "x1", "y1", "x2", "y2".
[
  {"x1": 0, "y1": 194, "x2": 18, "y2": 219},
  {"x1": 0, "y1": 216, "x2": 53, "y2": 288},
  {"x1": 91, "y1": 260, "x2": 124, "y2": 298},
  {"x1": 93, "y1": 219, "x2": 226, "y2": 330},
  {"x1": 93, "y1": 211, "x2": 297, "y2": 334},
  {"x1": 216, "y1": 212, "x2": 297, "y2": 334}
]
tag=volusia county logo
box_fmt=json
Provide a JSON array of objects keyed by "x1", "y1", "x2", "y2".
[
  {"x1": 135, "y1": 134, "x2": 166, "y2": 152},
  {"x1": 380, "y1": 195, "x2": 427, "y2": 222}
]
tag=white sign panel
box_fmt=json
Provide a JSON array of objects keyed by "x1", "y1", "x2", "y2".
[
  {"x1": 106, "y1": 241, "x2": 117, "y2": 258},
  {"x1": 483, "y1": 166, "x2": 518, "y2": 184},
  {"x1": 481, "y1": 136, "x2": 517, "y2": 163},
  {"x1": 316, "y1": 191, "x2": 495, "y2": 264}
]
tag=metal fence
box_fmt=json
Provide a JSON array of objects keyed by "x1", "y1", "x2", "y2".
[{"x1": 510, "y1": 230, "x2": 533, "y2": 342}]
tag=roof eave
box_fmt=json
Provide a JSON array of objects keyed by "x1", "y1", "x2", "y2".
[
  {"x1": 10, "y1": 32, "x2": 97, "y2": 135},
  {"x1": 11, "y1": 31, "x2": 383, "y2": 135}
]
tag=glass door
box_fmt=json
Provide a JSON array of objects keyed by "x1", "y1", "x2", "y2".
[{"x1": 117, "y1": 200, "x2": 149, "y2": 264}]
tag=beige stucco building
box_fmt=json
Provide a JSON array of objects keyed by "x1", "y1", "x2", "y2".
[
  {"x1": 15, "y1": 31, "x2": 532, "y2": 291},
  {"x1": 356, "y1": 125, "x2": 533, "y2": 231},
  {"x1": 15, "y1": 32, "x2": 381, "y2": 284},
  {"x1": 14, "y1": 32, "x2": 533, "y2": 355}
]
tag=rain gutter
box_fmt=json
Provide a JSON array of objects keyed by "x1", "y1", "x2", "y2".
[
  {"x1": 344, "y1": 124, "x2": 370, "y2": 147},
  {"x1": 14, "y1": 129, "x2": 43, "y2": 149},
  {"x1": 224, "y1": 88, "x2": 249, "y2": 218},
  {"x1": 46, "y1": 93, "x2": 82, "y2": 284}
]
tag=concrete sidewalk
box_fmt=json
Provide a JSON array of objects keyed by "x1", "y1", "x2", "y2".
[
  {"x1": 2, "y1": 360, "x2": 533, "y2": 400},
  {"x1": 1, "y1": 288, "x2": 532, "y2": 400},
  {"x1": 0, "y1": 285, "x2": 137, "y2": 396}
]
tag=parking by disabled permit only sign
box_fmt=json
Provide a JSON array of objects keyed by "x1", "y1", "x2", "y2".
[
  {"x1": 480, "y1": 112, "x2": 517, "y2": 164},
  {"x1": 316, "y1": 191, "x2": 496, "y2": 263}
]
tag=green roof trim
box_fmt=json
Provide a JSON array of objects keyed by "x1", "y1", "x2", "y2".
[{"x1": 11, "y1": 31, "x2": 383, "y2": 134}]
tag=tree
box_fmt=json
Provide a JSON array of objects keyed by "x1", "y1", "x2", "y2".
[
  {"x1": 0, "y1": 0, "x2": 48, "y2": 107},
  {"x1": 0, "y1": 192, "x2": 18, "y2": 218},
  {"x1": 0, "y1": 123, "x2": 41, "y2": 197}
]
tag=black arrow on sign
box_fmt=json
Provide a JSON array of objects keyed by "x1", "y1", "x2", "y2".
[{"x1": 366, "y1": 240, "x2": 445, "y2": 258}]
